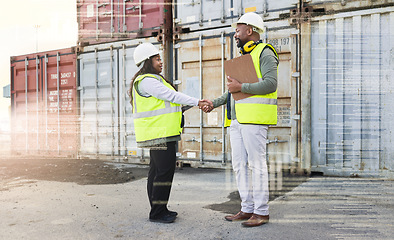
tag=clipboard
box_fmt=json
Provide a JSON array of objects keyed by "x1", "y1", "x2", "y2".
[{"x1": 224, "y1": 54, "x2": 258, "y2": 101}]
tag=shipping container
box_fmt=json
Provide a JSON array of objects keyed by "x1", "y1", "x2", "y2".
[
  {"x1": 174, "y1": 25, "x2": 301, "y2": 172},
  {"x1": 308, "y1": 6, "x2": 394, "y2": 178},
  {"x1": 10, "y1": 48, "x2": 79, "y2": 157},
  {"x1": 174, "y1": 0, "x2": 299, "y2": 32},
  {"x1": 78, "y1": 37, "x2": 164, "y2": 161},
  {"x1": 77, "y1": 0, "x2": 172, "y2": 46}
]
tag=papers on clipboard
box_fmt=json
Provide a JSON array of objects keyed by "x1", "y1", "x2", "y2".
[{"x1": 224, "y1": 54, "x2": 258, "y2": 101}]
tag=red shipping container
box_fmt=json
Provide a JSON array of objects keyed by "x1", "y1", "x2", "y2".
[
  {"x1": 10, "y1": 48, "x2": 79, "y2": 158},
  {"x1": 77, "y1": 0, "x2": 171, "y2": 46}
]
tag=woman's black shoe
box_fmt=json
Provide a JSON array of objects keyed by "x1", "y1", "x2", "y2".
[
  {"x1": 149, "y1": 213, "x2": 176, "y2": 223},
  {"x1": 168, "y1": 210, "x2": 178, "y2": 217}
]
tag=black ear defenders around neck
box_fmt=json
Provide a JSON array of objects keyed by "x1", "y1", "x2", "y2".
[{"x1": 239, "y1": 40, "x2": 262, "y2": 54}]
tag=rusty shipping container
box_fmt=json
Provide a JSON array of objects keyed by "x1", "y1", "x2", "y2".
[
  {"x1": 77, "y1": 0, "x2": 172, "y2": 46},
  {"x1": 10, "y1": 48, "x2": 79, "y2": 157},
  {"x1": 173, "y1": 23, "x2": 302, "y2": 174}
]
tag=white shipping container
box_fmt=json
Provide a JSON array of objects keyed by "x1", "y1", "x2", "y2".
[
  {"x1": 310, "y1": 7, "x2": 394, "y2": 178},
  {"x1": 174, "y1": 0, "x2": 299, "y2": 32},
  {"x1": 78, "y1": 38, "x2": 163, "y2": 162}
]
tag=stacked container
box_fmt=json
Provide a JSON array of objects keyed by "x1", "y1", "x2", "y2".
[
  {"x1": 10, "y1": 48, "x2": 79, "y2": 157},
  {"x1": 173, "y1": 0, "x2": 394, "y2": 179},
  {"x1": 76, "y1": 0, "x2": 173, "y2": 162},
  {"x1": 8, "y1": 0, "x2": 394, "y2": 178}
]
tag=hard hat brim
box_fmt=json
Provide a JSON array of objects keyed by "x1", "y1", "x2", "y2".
[
  {"x1": 135, "y1": 51, "x2": 162, "y2": 67},
  {"x1": 231, "y1": 22, "x2": 264, "y2": 34}
]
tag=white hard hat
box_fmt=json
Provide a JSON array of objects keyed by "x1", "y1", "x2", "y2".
[
  {"x1": 231, "y1": 12, "x2": 265, "y2": 34},
  {"x1": 133, "y1": 42, "x2": 160, "y2": 67}
]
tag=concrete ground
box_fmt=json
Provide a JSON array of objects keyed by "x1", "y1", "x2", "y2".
[{"x1": 0, "y1": 166, "x2": 393, "y2": 240}]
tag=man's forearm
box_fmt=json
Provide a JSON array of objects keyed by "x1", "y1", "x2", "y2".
[{"x1": 212, "y1": 91, "x2": 228, "y2": 108}]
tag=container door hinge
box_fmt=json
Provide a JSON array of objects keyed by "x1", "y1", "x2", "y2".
[{"x1": 292, "y1": 115, "x2": 300, "y2": 120}]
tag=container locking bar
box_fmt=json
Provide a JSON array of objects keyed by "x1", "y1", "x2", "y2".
[
  {"x1": 185, "y1": 137, "x2": 200, "y2": 143},
  {"x1": 267, "y1": 137, "x2": 288, "y2": 145},
  {"x1": 205, "y1": 137, "x2": 223, "y2": 143}
]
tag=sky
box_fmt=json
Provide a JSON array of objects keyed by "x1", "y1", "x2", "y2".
[{"x1": 0, "y1": 0, "x2": 77, "y2": 131}]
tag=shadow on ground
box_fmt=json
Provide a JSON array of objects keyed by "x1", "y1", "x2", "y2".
[
  {"x1": 0, "y1": 158, "x2": 149, "y2": 187},
  {"x1": 205, "y1": 172, "x2": 309, "y2": 214}
]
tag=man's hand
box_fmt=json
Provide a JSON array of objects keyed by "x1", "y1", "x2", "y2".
[
  {"x1": 227, "y1": 76, "x2": 242, "y2": 93},
  {"x1": 202, "y1": 104, "x2": 214, "y2": 113},
  {"x1": 198, "y1": 99, "x2": 213, "y2": 113}
]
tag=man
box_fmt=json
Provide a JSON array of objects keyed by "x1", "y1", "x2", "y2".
[{"x1": 203, "y1": 12, "x2": 279, "y2": 227}]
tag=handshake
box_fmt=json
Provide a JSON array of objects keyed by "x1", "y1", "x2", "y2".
[{"x1": 198, "y1": 99, "x2": 214, "y2": 113}]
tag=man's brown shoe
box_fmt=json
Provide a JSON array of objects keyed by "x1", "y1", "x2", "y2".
[
  {"x1": 224, "y1": 211, "x2": 253, "y2": 221},
  {"x1": 241, "y1": 214, "x2": 269, "y2": 227}
]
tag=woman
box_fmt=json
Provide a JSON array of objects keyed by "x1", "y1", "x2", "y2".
[{"x1": 129, "y1": 43, "x2": 211, "y2": 223}]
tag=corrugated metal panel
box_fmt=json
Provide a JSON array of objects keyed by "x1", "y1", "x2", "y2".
[
  {"x1": 174, "y1": 26, "x2": 301, "y2": 170},
  {"x1": 310, "y1": 7, "x2": 394, "y2": 177},
  {"x1": 79, "y1": 46, "x2": 120, "y2": 157},
  {"x1": 77, "y1": 0, "x2": 170, "y2": 45},
  {"x1": 175, "y1": 0, "x2": 298, "y2": 32},
  {"x1": 175, "y1": 28, "x2": 232, "y2": 167},
  {"x1": 10, "y1": 48, "x2": 79, "y2": 157},
  {"x1": 266, "y1": 27, "x2": 301, "y2": 179},
  {"x1": 3, "y1": 85, "x2": 10, "y2": 98},
  {"x1": 78, "y1": 38, "x2": 160, "y2": 161}
]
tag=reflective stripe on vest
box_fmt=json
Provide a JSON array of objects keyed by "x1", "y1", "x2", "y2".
[
  {"x1": 234, "y1": 43, "x2": 278, "y2": 125},
  {"x1": 133, "y1": 106, "x2": 182, "y2": 119},
  {"x1": 132, "y1": 74, "x2": 182, "y2": 143},
  {"x1": 236, "y1": 97, "x2": 277, "y2": 105}
]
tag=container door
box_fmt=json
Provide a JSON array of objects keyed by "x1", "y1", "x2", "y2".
[
  {"x1": 175, "y1": 0, "x2": 232, "y2": 32},
  {"x1": 175, "y1": 29, "x2": 234, "y2": 168},
  {"x1": 122, "y1": 0, "x2": 165, "y2": 37},
  {"x1": 11, "y1": 57, "x2": 42, "y2": 155},
  {"x1": 79, "y1": 48, "x2": 119, "y2": 157},
  {"x1": 310, "y1": 8, "x2": 394, "y2": 177},
  {"x1": 10, "y1": 49, "x2": 78, "y2": 158},
  {"x1": 78, "y1": 0, "x2": 117, "y2": 44},
  {"x1": 175, "y1": 0, "x2": 300, "y2": 32},
  {"x1": 43, "y1": 53, "x2": 78, "y2": 157}
]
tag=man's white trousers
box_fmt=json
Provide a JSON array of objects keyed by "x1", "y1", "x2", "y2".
[{"x1": 230, "y1": 119, "x2": 269, "y2": 216}]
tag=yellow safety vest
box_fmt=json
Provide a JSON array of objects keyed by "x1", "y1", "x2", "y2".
[
  {"x1": 224, "y1": 43, "x2": 278, "y2": 126},
  {"x1": 132, "y1": 74, "x2": 183, "y2": 144}
]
